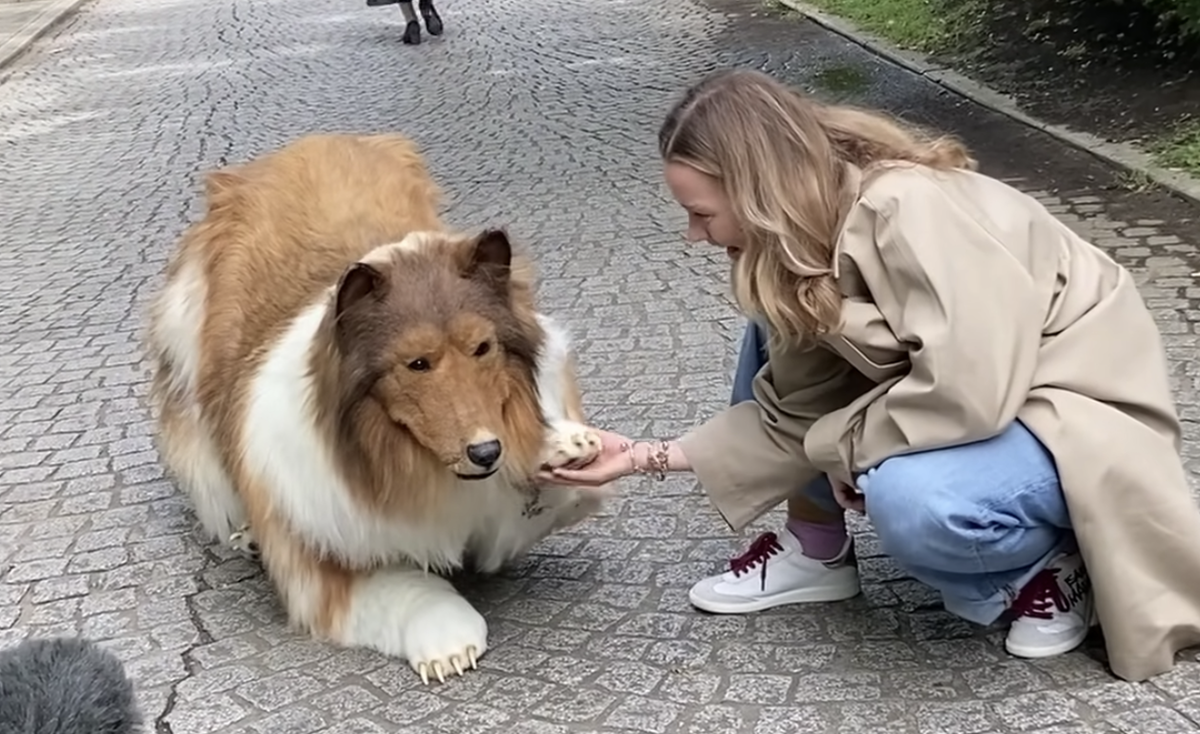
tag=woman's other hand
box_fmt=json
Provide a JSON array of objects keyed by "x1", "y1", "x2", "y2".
[
  {"x1": 831, "y1": 475, "x2": 866, "y2": 513},
  {"x1": 537, "y1": 429, "x2": 636, "y2": 487}
]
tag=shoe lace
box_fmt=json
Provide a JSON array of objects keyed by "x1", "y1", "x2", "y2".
[
  {"x1": 1009, "y1": 568, "x2": 1068, "y2": 620},
  {"x1": 729, "y1": 531, "x2": 784, "y2": 589}
]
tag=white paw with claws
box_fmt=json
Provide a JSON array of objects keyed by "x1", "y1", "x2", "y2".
[
  {"x1": 228, "y1": 524, "x2": 261, "y2": 561},
  {"x1": 541, "y1": 420, "x2": 603, "y2": 469},
  {"x1": 403, "y1": 595, "x2": 488, "y2": 685}
]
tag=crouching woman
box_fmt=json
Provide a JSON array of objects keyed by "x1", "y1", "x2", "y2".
[{"x1": 544, "y1": 68, "x2": 1200, "y2": 682}]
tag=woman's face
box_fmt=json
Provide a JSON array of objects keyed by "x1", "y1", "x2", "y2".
[{"x1": 664, "y1": 161, "x2": 746, "y2": 259}]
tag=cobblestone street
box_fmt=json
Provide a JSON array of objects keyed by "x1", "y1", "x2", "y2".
[{"x1": 3, "y1": 0, "x2": 1200, "y2": 731}]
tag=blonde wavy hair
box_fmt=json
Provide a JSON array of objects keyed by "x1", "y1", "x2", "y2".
[{"x1": 658, "y1": 68, "x2": 977, "y2": 345}]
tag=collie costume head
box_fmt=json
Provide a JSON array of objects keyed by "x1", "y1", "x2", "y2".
[{"x1": 312, "y1": 228, "x2": 549, "y2": 495}]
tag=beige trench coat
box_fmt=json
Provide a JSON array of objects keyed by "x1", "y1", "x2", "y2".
[{"x1": 677, "y1": 161, "x2": 1200, "y2": 682}]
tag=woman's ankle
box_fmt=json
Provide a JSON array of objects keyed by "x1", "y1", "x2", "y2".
[{"x1": 785, "y1": 517, "x2": 849, "y2": 562}]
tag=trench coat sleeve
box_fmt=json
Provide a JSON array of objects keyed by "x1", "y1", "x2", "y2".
[
  {"x1": 808, "y1": 172, "x2": 1047, "y2": 476},
  {"x1": 677, "y1": 342, "x2": 865, "y2": 531}
]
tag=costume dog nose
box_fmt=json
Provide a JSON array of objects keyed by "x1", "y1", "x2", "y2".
[{"x1": 466, "y1": 439, "x2": 502, "y2": 468}]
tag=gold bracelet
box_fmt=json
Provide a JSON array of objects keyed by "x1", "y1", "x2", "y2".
[
  {"x1": 619, "y1": 440, "x2": 671, "y2": 481},
  {"x1": 620, "y1": 441, "x2": 637, "y2": 474},
  {"x1": 649, "y1": 440, "x2": 670, "y2": 480}
]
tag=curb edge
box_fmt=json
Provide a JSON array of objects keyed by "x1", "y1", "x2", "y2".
[
  {"x1": 0, "y1": 0, "x2": 92, "y2": 75},
  {"x1": 773, "y1": 0, "x2": 1200, "y2": 207}
]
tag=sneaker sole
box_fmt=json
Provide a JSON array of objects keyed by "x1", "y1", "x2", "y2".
[
  {"x1": 1004, "y1": 629, "x2": 1090, "y2": 659},
  {"x1": 688, "y1": 581, "x2": 861, "y2": 614},
  {"x1": 1005, "y1": 602, "x2": 1098, "y2": 659}
]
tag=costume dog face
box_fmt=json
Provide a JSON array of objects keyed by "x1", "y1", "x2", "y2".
[{"x1": 328, "y1": 230, "x2": 543, "y2": 480}]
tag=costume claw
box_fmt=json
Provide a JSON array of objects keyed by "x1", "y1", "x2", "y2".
[
  {"x1": 467, "y1": 645, "x2": 478, "y2": 669},
  {"x1": 452, "y1": 657, "x2": 464, "y2": 676},
  {"x1": 433, "y1": 661, "x2": 446, "y2": 683},
  {"x1": 418, "y1": 663, "x2": 430, "y2": 685}
]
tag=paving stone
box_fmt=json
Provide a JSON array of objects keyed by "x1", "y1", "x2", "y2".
[
  {"x1": 1109, "y1": 705, "x2": 1200, "y2": 733},
  {"x1": 991, "y1": 690, "x2": 1084, "y2": 730},
  {"x1": 2, "y1": 0, "x2": 1200, "y2": 731}
]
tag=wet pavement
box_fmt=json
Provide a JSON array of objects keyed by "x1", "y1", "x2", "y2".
[{"x1": 2, "y1": 0, "x2": 1200, "y2": 732}]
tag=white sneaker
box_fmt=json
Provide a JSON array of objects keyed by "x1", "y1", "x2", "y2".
[
  {"x1": 1005, "y1": 551, "x2": 1098, "y2": 659},
  {"x1": 688, "y1": 529, "x2": 861, "y2": 614}
]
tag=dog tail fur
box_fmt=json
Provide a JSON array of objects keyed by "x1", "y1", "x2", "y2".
[{"x1": 0, "y1": 637, "x2": 143, "y2": 734}]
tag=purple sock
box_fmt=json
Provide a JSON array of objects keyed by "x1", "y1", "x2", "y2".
[{"x1": 786, "y1": 517, "x2": 849, "y2": 561}]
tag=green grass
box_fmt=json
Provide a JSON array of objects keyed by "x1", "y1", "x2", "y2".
[
  {"x1": 772, "y1": 0, "x2": 1200, "y2": 179},
  {"x1": 788, "y1": 0, "x2": 976, "y2": 53},
  {"x1": 811, "y1": 64, "x2": 871, "y2": 95},
  {"x1": 1148, "y1": 118, "x2": 1200, "y2": 175}
]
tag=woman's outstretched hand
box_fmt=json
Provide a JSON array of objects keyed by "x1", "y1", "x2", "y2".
[{"x1": 537, "y1": 429, "x2": 636, "y2": 487}]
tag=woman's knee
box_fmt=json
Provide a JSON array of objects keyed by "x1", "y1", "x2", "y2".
[
  {"x1": 860, "y1": 458, "x2": 969, "y2": 564},
  {"x1": 860, "y1": 423, "x2": 1070, "y2": 573}
]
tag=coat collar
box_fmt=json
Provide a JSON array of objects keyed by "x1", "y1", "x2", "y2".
[{"x1": 830, "y1": 161, "x2": 866, "y2": 281}]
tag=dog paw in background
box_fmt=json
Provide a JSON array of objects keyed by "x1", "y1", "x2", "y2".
[
  {"x1": 227, "y1": 523, "x2": 262, "y2": 561},
  {"x1": 0, "y1": 636, "x2": 143, "y2": 734}
]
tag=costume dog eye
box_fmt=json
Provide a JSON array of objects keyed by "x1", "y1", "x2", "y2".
[
  {"x1": 408, "y1": 358, "x2": 431, "y2": 372},
  {"x1": 474, "y1": 341, "x2": 491, "y2": 357}
]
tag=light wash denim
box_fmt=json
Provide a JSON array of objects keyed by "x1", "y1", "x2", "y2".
[{"x1": 732, "y1": 321, "x2": 1075, "y2": 625}]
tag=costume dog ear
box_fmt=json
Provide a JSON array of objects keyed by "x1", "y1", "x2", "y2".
[
  {"x1": 462, "y1": 228, "x2": 513, "y2": 289},
  {"x1": 335, "y1": 262, "x2": 388, "y2": 318}
]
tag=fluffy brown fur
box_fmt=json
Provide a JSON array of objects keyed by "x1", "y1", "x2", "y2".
[{"x1": 146, "y1": 133, "x2": 606, "y2": 682}]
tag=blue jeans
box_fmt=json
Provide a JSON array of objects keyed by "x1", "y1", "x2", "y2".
[{"x1": 732, "y1": 321, "x2": 1075, "y2": 625}]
